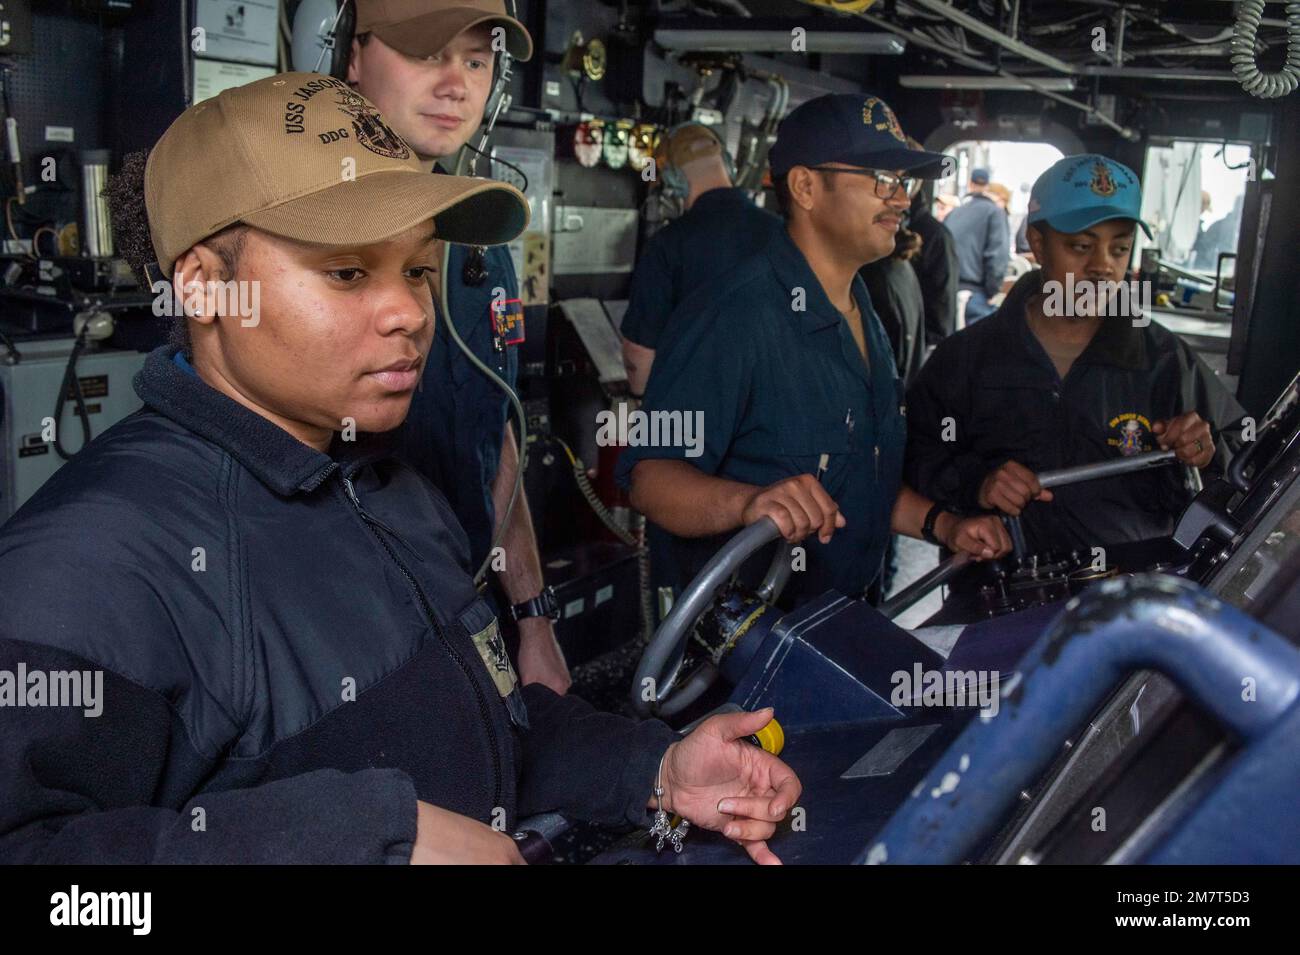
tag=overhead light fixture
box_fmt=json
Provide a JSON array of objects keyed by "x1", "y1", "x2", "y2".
[
  {"x1": 900, "y1": 74, "x2": 1078, "y2": 91},
  {"x1": 654, "y1": 29, "x2": 905, "y2": 55}
]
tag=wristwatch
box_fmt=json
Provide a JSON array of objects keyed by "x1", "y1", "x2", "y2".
[
  {"x1": 508, "y1": 586, "x2": 561, "y2": 622},
  {"x1": 922, "y1": 502, "x2": 960, "y2": 546}
]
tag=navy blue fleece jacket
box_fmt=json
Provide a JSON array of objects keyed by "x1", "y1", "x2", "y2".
[{"x1": 0, "y1": 346, "x2": 675, "y2": 864}]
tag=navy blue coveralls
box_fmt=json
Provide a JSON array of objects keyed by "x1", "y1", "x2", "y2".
[
  {"x1": 616, "y1": 228, "x2": 908, "y2": 607},
  {"x1": 620, "y1": 186, "x2": 784, "y2": 608},
  {"x1": 621, "y1": 187, "x2": 783, "y2": 351}
]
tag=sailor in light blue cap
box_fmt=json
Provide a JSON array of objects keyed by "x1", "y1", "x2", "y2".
[
  {"x1": 904, "y1": 153, "x2": 1248, "y2": 556},
  {"x1": 1026, "y1": 154, "x2": 1154, "y2": 239}
]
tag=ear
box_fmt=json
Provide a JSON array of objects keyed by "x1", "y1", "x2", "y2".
[
  {"x1": 346, "y1": 38, "x2": 363, "y2": 85},
  {"x1": 170, "y1": 245, "x2": 224, "y2": 326},
  {"x1": 1026, "y1": 223, "x2": 1048, "y2": 264},
  {"x1": 788, "y1": 166, "x2": 817, "y2": 213}
]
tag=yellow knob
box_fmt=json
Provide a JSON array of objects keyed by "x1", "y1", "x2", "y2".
[{"x1": 749, "y1": 717, "x2": 785, "y2": 756}]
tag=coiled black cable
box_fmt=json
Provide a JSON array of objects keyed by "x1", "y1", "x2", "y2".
[{"x1": 52, "y1": 328, "x2": 93, "y2": 460}]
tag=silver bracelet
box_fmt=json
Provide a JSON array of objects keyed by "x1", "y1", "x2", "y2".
[{"x1": 647, "y1": 749, "x2": 690, "y2": 853}]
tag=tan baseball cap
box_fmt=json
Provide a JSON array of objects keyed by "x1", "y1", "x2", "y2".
[
  {"x1": 143, "y1": 72, "x2": 529, "y2": 274},
  {"x1": 657, "y1": 124, "x2": 724, "y2": 172},
  {"x1": 356, "y1": 0, "x2": 533, "y2": 62}
]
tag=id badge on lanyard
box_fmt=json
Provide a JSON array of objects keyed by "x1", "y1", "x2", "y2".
[{"x1": 491, "y1": 297, "x2": 526, "y2": 353}]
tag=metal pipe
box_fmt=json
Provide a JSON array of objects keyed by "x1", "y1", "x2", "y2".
[
  {"x1": 899, "y1": 74, "x2": 1078, "y2": 90},
  {"x1": 851, "y1": 8, "x2": 1138, "y2": 139},
  {"x1": 79, "y1": 150, "x2": 114, "y2": 258},
  {"x1": 886, "y1": 3, "x2": 1234, "y2": 86},
  {"x1": 857, "y1": 8, "x2": 1014, "y2": 74},
  {"x1": 1159, "y1": 258, "x2": 1219, "y2": 286},
  {"x1": 1037, "y1": 449, "x2": 1177, "y2": 489},
  {"x1": 1005, "y1": 515, "x2": 1028, "y2": 558},
  {"x1": 903, "y1": 0, "x2": 1080, "y2": 74},
  {"x1": 860, "y1": 575, "x2": 1300, "y2": 864},
  {"x1": 879, "y1": 553, "x2": 971, "y2": 620},
  {"x1": 1079, "y1": 65, "x2": 1238, "y2": 80},
  {"x1": 653, "y1": 28, "x2": 905, "y2": 54},
  {"x1": 1114, "y1": 6, "x2": 1127, "y2": 66},
  {"x1": 1129, "y1": 41, "x2": 1235, "y2": 57},
  {"x1": 996, "y1": 68, "x2": 1138, "y2": 139}
]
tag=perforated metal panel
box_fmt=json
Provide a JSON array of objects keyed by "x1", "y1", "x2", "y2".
[{"x1": 10, "y1": 8, "x2": 106, "y2": 156}]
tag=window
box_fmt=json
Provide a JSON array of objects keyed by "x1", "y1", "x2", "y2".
[
  {"x1": 1136, "y1": 141, "x2": 1254, "y2": 276},
  {"x1": 937, "y1": 140, "x2": 1065, "y2": 257}
]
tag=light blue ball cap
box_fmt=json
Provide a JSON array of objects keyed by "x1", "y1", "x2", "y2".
[{"x1": 1027, "y1": 154, "x2": 1153, "y2": 239}]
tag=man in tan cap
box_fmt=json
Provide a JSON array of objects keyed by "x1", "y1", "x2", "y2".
[
  {"x1": 347, "y1": 0, "x2": 532, "y2": 162},
  {"x1": 0, "y1": 74, "x2": 801, "y2": 866},
  {"x1": 346, "y1": 0, "x2": 571, "y2": 695}
]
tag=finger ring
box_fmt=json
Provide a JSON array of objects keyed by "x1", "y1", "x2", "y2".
[{"x1": 1195, "y1": 439, "x2": 1204, "y2": 453}]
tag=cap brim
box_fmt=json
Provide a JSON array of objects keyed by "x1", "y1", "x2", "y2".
[
  {"x1": 242, "y1": 169, "x2": 529, "y2": 249},
  {"x1": 1031, "y1": 207, "x2": 1154, "y2": 240},
  {"x1": 371, "y1": 8, "x2": 533, "y2": 62}
]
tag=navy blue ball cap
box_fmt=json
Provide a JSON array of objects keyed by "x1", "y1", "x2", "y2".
[
  {"x1": 970, "y1": 167, "x2": 990, "y2": 185},
  {"x1": 769, "y1": 93, "x2": 950, "y2": 180},
  {"x1": 1027, "y1": 154, "x2": 1154, "y2": 239}
]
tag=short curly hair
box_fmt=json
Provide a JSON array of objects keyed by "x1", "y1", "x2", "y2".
[{"x1": 105, "y1": 151, "x2": 247, "y2": 358}]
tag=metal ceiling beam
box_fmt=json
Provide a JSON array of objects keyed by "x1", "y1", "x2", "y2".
[
  {"x1": 653, "y1": 28, "x2": 906, "y2": 54},
  {"x1": 846, "y1": 6, "x2": 1140, "y2": 139},
  {"x1": 1079, "y1": 66, "x2": 1239, "y2": 80},
  {"x1": 900, "y1": 74, "x2": 1079, "y2": 90},
  {"x1": 891, "y1": 3, "x2": 1240, "y2": 85},
  {"x1": 902, "y1": 0, "x2": 1081, "y2": 74}
]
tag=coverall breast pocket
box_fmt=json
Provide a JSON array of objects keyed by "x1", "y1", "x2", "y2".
[{"x1": 777, "y1": 424, "x2": 857, "y2": 486}]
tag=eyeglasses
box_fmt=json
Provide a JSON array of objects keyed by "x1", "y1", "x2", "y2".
[{"x1": 809, "y1": 166, "x2": 920, "y2": 200}]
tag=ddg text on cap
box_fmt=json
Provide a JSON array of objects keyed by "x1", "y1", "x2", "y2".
[{"x1": 144, "y1": 72, "x2": 529, "y2": 275}]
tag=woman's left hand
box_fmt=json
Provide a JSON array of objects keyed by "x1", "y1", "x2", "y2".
[{"x1": 659, "y1": 707, "x2": 802, "y2": 865}]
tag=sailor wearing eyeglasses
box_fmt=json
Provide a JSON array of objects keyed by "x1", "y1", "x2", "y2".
[{"x1": 617, "y1": 93, "x2": 1011, "y2": 607}]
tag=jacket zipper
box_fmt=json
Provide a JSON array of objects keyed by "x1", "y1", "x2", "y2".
[{"x1": 340, "y1": 474, "x2": 503, "y2": 808}]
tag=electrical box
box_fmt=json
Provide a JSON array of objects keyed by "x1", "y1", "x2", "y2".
[
  {"x1": 547, "y1": 541, "x2": 643, "y2": 667},
  {"x1": 0, "y1": 339, "x2": 146, "y2": 521}
]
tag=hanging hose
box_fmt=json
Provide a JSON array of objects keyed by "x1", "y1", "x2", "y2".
[
  {"x1": 635, "y1": 520, "x2": 654, "y2": 643},
  {"x1": 439, "y1": 232, "x2": 653, "y2": 634},
  {"x1": 435, "y1": 245, "x2": 528, "y2": 587},
  {"x1": 552, "y1": 435, "x2": 637, "y2": 547},
  {"x1": 551, "y1": 434, "x2": 656, "y2": 641},
  {"x1": 1231, "y1": 0, "x2": 1300, "y2": 99},
  {"x1": 52, "y1": 327, "x2": 93, "y2": 461}
]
